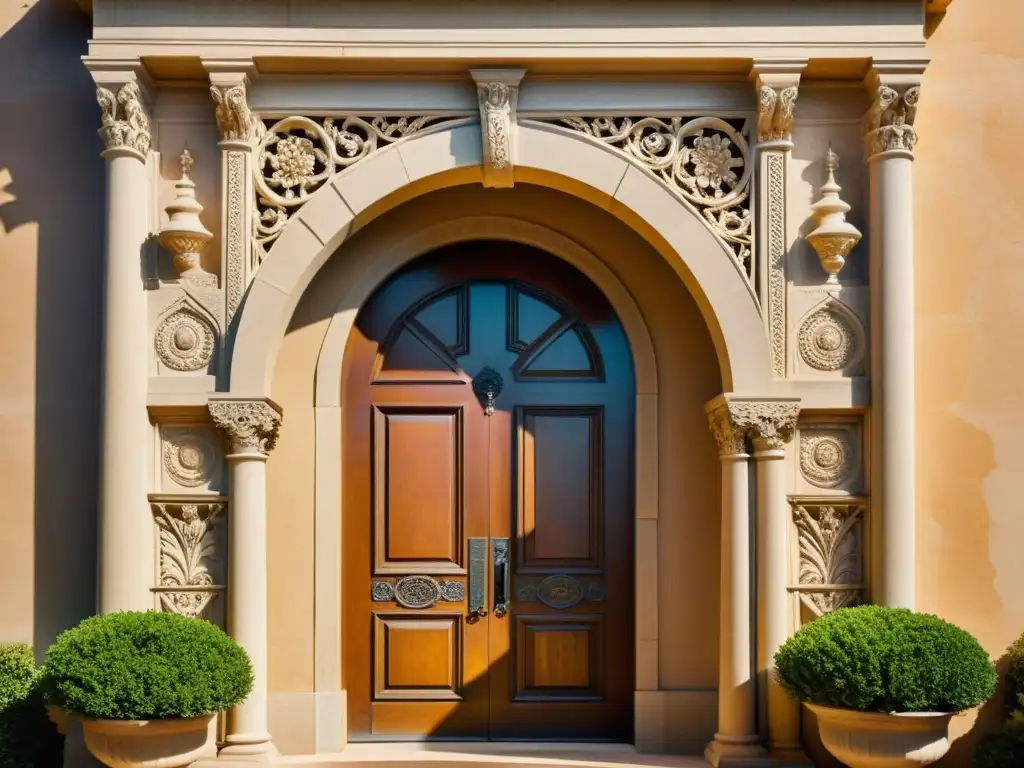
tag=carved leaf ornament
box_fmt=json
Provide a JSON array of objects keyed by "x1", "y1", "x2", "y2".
[{"x1": 793, "y1": 504, "x2": 863, "y2": 617}]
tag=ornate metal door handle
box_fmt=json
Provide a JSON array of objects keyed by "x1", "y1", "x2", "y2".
[
  {"x1": 493, "y1": 537, "x2": 510, "y2": 618},
  {"x1": 468, "y1": 537, "x2": 487, "y2": 619}
]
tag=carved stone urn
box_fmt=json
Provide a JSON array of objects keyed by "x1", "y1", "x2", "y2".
[
  {"x1": 806, "y1": 704, "x2": 954, "y2": 768},
  {"x1": 80, "y1": 715, "x2": 216, "y2": 768},
  {"x1": 158, "y1": 150, "x2": 216, "y2": 289}
]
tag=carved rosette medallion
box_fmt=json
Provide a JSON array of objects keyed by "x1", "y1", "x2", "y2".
[
  {"x1": 161, "y1": 427, "x2": 220, "y2": 488},
  {"x1": 96, "y1": 81, "x2": 151, "y2": 156},
  {"x1": 792, "y1": 502, "x2": 865, "y2": 618},
  {"x1": 208, "y1": 400, "x2": 282, "y2": 454},
  {"x1": 155, "y1": 306, "x2": 216, "y2": 372},
  {"x1": 798, "y1": 305, "x2": 859, "y2": 372},
  {"x1": 799, "y1": 428, "x2": 858, "y2": 490},
  {"x1": 151, "y1": 500, "x2": 226, "y2": 622}
]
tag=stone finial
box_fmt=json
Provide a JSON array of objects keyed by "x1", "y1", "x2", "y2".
[
  {"x1": 96, "y1": 81, "x2": 151, "y2": 157},
  {"x1": 806, "y1": 147, "x2": 862, "y2": 286},
  {"x1": 158, "y1": 150, "x2": 216, "y2": 289}
]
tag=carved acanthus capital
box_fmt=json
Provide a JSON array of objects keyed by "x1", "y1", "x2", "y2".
[
  {"x1": 756, "y1": 81, "x2": 799, "y2": 144},
  {"x1": 707, "y1": 402, "x2": 748, "y2": 457},
  {"x1": 208, "y1": 399, "x2": 282, "y2": 454},
  {"x1": 211, "y1": 83, "x2": 256, "y2": 143},
  {"x1": 96, "y1": 81, "x2": 151, "y2": 156},
  {"x1": 729, "y1": 399, "x2": 801, "y2": 452},
  {"x1": 471, "y1": 69, "x2": 525, "y2": 189},
  {"x1": 863, "y1": 81, "x2": 921, "y2": 158}
]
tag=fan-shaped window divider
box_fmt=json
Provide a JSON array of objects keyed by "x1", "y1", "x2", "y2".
[
  {"x1": 507, "y1": 285, "x2": 604, "y2": 381},
  {"x1": 373, "y1": 286, "x2": 469, "y2": 384}
]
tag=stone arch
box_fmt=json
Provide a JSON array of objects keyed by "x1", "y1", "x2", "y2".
[{"x1": 230, "y1": 122, "x2": 772, "y2": 398}]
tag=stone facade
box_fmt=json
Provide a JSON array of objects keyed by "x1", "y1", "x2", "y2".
[{"x1": 0, "y1": 0, "x2": 1018, "y2": 767}]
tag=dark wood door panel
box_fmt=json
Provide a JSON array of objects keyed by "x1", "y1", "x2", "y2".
[{"x1": 343, "y1": 242, "x2": 635, "y2": 741}]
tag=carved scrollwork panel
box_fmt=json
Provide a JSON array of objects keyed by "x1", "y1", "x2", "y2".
[
  {"x1": 533, "y1": 115, "x2": 753, "y2": 275},
  {"x1": 253, "y1": 115, "x2": 472, "y2": 249},
  {"x1": 151, "y1": 499, "x2": 227, "y2": 625},
  {"x1": 790, "y1": 500, "x2": 866, "y2": 621}
]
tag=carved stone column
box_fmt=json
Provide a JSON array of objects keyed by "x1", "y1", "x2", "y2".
[
  {"x1": 732, "y1": 398, "x2": 802, "y2": 761},
  {"x1": 752, "y1": 60, "x2": 805, "y2": 379},
  {"x1": 206, "y1": 64, "x2": 258, "y2": 332},
  {"x1": 470, "y1": 69, "x2": 525, "y2": 188},
  {"x1": 863, "y1": 64, "x2": 924, "y2": 610},
  {"x1": 704, "y1": 396, "x2": 771, "y2": 768},
  {"x1": 208, "y1": 398, "x2": 282, "y2": 761},
  {"x1": 90, "y1": 68, "x2": 155, "y2": 613}
]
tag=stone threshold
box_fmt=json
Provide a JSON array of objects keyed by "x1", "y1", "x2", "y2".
[{"x1": 279, "y1": 743, "x2": 708, "y2": 768}]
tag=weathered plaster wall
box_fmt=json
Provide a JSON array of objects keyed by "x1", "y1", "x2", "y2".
[
  {"x1": 0, "y1": 0, "x2": 103, "y2": 656},
  {"x1": 914, "y1": 0, "x2": 1024, "y2": 758}
]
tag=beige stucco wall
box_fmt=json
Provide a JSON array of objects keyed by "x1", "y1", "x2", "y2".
[
  {"x1": 913, "y1": 0, "x2": 1024, "y2": 759},
  {"x1": 266, "y1": 182, "x2": 723, "y2": 731},
  {"x1": 0, "y1": 0, "x2": 103, "y2": 657}
]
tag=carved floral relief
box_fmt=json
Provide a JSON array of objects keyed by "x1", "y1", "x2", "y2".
[
  {"x1": 791, "y1": 501, "x2": 866, "y2": 619},
  {"x1": 151, "y1": 500, "x2": 226, "y2": 625}
]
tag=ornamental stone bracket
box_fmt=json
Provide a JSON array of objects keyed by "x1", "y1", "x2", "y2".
[
  {"x1": 471, "y1": 69, "x2": 525, "y2": 189},
  {"x1": 149, "y1": 494, "x2": 227, "y2": 627},
  {"x1": 208, "y1": 397, "x2": 282, "y2": 454},
  {"x1": 863, "y1": 69, "x2": 922, "y2": 159}
]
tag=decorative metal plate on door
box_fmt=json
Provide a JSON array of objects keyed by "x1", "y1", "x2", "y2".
[
  {"x1": 515, "y1": 575, "x2": 605, "y2": 608},
  {"x1": 371, "y1": 575, "x2": 465, "y2": 608}
]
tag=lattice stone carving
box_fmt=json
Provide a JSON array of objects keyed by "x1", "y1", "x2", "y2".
[
  {"x1": 151, "y1": 499, "x2": 226, "y2": 624},
  {"x1": 791, "y1": 501, "x2": 866, "y2": 619},
  {"x1": 534, "y1": 116, "x2": 753, "y2": 272},
  {"x1": 253, "y1": 115, "x2": 471, "y2": 250}
]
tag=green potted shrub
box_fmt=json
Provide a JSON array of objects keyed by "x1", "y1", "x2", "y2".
[
  {"x1": 974, "y1": 630, "x2": 1024, "y2": 766},
  {"x1": 1, "y1": 643, "x2": 61, "y2": 768},
  {"x1": 40, "y1": 611, "x2": 253, "y2": 768},
  {"x1": 775, "y1": 605, "x2": 996, "y2": 768}
]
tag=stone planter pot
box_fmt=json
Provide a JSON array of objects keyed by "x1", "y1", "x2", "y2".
[
  {"x1": 81, "y1": 714, "x2": 216, "y2": 768},
  {"x1": 806, "y1": 703, "x2": 955, "y2": 768}
]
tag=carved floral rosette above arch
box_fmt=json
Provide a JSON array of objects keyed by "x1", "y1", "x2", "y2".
[
  {"x1": 530, "y1": 115, "x2": 753, "y2": 277},
  {"x1": 798, "y1": 423, "x2": 861, "y2": 492},
  {"x1": 150, "y1": 497, "x2": 227, "y2": 626},
  {"x1": 252, "y1": 114, "x2": 473, "y2": 251},
  {"x1": 789, "y1": 499, "x2": 866, "y2": 621}
]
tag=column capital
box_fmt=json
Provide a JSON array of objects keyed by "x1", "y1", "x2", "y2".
[
  {"x1": 84, "y1": 59, "x2": 152, "y2": 160},
  {"x1": 715, "y1": 395, "x2": 801, "y2": 452},
  {"x1": 705, "y1": 398, "x2": 749, "y2": 457},
  {"x1": 208, "y1": 397, "x2": 282, "y2": 455},
  {"x1": 862, "y1": 62, "x2": 926, "y2": 161},
  {"x1": 204, "y1": 60, "x2": 261, "y2": 146},
  {"x1": 750, "y1": 59, "x2": 806, "y2": 145}
]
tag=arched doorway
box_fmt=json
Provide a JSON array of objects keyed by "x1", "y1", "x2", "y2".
[{"x1": 340, "y1": 241, "x2": 636, "y2": 741}]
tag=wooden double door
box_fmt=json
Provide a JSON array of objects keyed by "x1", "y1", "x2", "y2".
[{"x1": 342, "y1": 242, "x2": 634, "y2": 741}]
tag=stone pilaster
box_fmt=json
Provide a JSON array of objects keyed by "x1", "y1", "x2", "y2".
[
  {"x1": 752, "y1": 59, "x2": 805, "y2": 379},
  {"x1": 209, "y1": 397, "x2": 282, "y2": 761},
  {"x1": 863, "y1": 62, "x2": 925, "y2": 611}
]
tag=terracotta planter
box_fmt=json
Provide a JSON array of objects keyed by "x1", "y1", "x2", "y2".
[
  {"x1": 81, "y1": 714, "x2": 216, "y2": 768},
  {"x1": 806, "y1": 703, "x2": 954, "y2": 768}
]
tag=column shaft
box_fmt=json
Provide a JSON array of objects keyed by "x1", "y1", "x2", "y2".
[
  {"x1": 754, "y1": 446, "x2": 800, "y2": 755},
  {"x1": 98, "y1": 147, "x2": 154, "y2": 614},
  {"x1": 870, "y1": 153, "x2": 916, "y2": 610},
  {"x1": 223, "y1": 452, "x2": 272, "y2": 753}
]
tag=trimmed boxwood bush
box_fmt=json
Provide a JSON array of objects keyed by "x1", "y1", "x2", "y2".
[
  {"x1": 41, "y1": 611, "x2": 253, "y2": 720},
  {"x1": 774, "y1": 605, "x2": 996, "y2": 713},
  {"x1": 0, "y1": 643, "x2": 60, "y2": 768}
]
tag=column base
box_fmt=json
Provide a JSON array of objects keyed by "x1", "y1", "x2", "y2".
[
  {"x1": 704, "y1": 735, "x2": 774, "y2": 767},
  {"x1": 192, "y1": 744, "x2": 279, "y2": 767}
]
